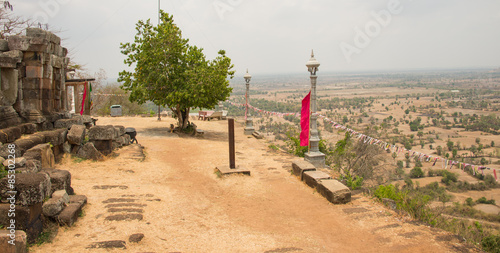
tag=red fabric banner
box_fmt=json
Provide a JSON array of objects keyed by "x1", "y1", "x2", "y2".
[
  {"x1": 80, "y1": 82, "x2": 87, "y2": 115},
  {"x1": 300, "y1": 91, "x2": 311, "y2": 146}
]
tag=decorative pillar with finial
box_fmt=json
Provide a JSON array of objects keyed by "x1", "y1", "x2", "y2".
[
  {"x1": 305, "y1": 50, "x2": 326, "y2": 168},
  {"x1": 244, "y1": 69, "x2": 255, "y2": 135}
]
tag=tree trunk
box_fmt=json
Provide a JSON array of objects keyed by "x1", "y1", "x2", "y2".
[{"x1": 174, "y1": 107, "x2": 191, "y2": 129}]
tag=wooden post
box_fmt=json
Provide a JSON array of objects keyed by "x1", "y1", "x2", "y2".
[{"x1": 228, "y1": 118, "x2": 235, "y2": 169}]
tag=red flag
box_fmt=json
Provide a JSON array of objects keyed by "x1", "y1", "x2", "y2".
[
  {"x1": 300, "y1": 91, "x2": 311, "y2": 146},
  {"x1": 494, "y1": 169, "x2": 498, "y2": 181},
  {"x1": 80, "y1": 82, "x2": 87, "y2": 115}
]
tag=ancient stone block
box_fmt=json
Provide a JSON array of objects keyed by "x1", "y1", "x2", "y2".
[
  {"x1": 67, "y1": 125, "x2": 86, "y2": 145},
  {"x1": 43, "y1": 128, "x2": 67, "y2": 146},
  {"x1": 316, "y1": 179, "x2": 351, "y2": 204},
  {"x1": 0, "y1": 172, "x2": 51, "y2": 206},
  {"x1": 291, "y1": 160, "x2": 316, "y2": 180},
  {"x1": 19, "y1": 123, "x2": 37, "y2": 134},
  {"x1": 123, "y1": 134, "x2": 131, "y2": 145},
  {"x1": 62, "y1": 141, "x2": 71, "y2": 154},
  {"x1": 0, "y1": 230, "x2": 27, "y2": 253},
  {"x1": 22, "y1": 89, "x2": 39, "y2": 100},
  {"x1": 2, "y1": 156, "x2": 26, "y2": 168},
  {"x1": 0, "y1": 39, "x2": 8, "y2": 51},
  {"x1": 0, "y1": 68, "x2": 19, "y2": 106},
  {"x1": 91, "y1": 140, "x2": 113, "y2": 155},
  {"x1": 25, "y1": 66, "x2": 42, "y2": 79},
  {"x1": 23, "y1": 143, "x2": 55, "y2": 169},
  {"x1": 0, "y1": 125, "x2": 22, "y2": 144},
  {"x1": 22, "y1": 78, "x2": 40, "y2": 90},
  {"x1": 42, "y1": 168, "x2": 73, "y2": 195},
  {"x1": 69, "y1": 195, "x2": 87, "y2": 206},
  {"x1": 12, "y1": 133, "x2": 45, "y2": 156},
  {"x1": 42, "y1": 190, "x2": 69, "y2": 217},
  {"x1": 22, "y1": 159, "x2": 42, "y2": 173},
  {"x1": 7, "y1": 36, "x2": 30, "y2": 51},
  {"x1": 56, "y1": 203, "x2": 82, "y2": 226},
  {"x1": 54, "y1": 118, "x2": 82, "y2": 129},
  {"x1": 0, "y1": 50, "x2": 22, "y2": 68},
  {"x1": 77, "y1": 142, "x2": 104, "y2": 161},
  {"x1": 25, "y1": 218, "x2": 42, "y2": 244},
  {"x1": 88, "y1": 125, "x2": 115, "y2": 140},
  {"x1": 0, "y1": 106, "x2": 22, "y2": 129},
  {"x1": 115, "y1": 125, "x2": 125, "y2": 136},
  {"x1": 302, "y1": 170, "x2": 332, "y2": 189},
  {"x1": 0, "y1": 203, "x2": 42, "y2": 230}
]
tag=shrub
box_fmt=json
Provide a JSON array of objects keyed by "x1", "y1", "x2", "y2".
[
  {"x1": 476, "y1": 197, "x2": 496, "y2": 205},
  {"x1": 465, "y1": 197, "x2": 475, "y2": 207},
  {"x1": 441, "y1": 171, "x2": 458, "y2": 185},
  {"x1": 410, "y1": 167, "x2": 424, "y2": 178},
  {"x1": 482, "y1": 235, "x2": 500, "y2": 253}
]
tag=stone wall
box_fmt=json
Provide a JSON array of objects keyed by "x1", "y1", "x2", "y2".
[{"x1": 0, "y1": 28, "x2": 70, "y2": 131}]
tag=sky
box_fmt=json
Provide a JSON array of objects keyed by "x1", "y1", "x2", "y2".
[{"x1": 12, "y1": 0, "x2": 500, "y2": 79}]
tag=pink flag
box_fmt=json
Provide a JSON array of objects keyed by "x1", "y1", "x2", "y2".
[
  {"x1": 494, "y1": 169, "x2": 498, "y2": 181},
  {"x1": 80, "y1": 82, "x2": 88, "y2": 115},
  {"x1": 300, "y1": 91, "x2": 311, "y2": 147}
]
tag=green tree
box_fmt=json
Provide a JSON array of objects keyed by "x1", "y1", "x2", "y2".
[
  {"x1": 446, "y1": 140, "x2": 454, "y2": 151},
  {"x1": 119, "y1": 11, "x2": 234, "y2": 129}
]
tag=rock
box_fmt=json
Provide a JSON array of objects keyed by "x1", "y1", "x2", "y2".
[
  {"x1": 316, "y1": 179, "x2": 351, "y2": 204},
  {"x1": 23, "y1": 159, "x2": 42, "y2": 173},
  {"x1": 67, "y1": 125, "x2": 86, "y2": 145},
  {"x1": 0, "y1": 203, "x2": 42, "y2": 230},
  {"x1": 291, "y1": 160, "x2": 316, "y2": 180},
  {"x1": 56, "y1": 203, "x2": 82, "y2": 226},
  {"x1": 42, "y1": 168, "x2": 73, "y2": 195},
  {"x1": 0, "y1": 49, "x2": 23, "y2": 68},
  {"x1": 0, "y1": 39, "x2": 9, "y2": 51},
  {"x1": 0, "y1": 173, "x2": 51, "y2": 206},
  {"x1": 252, "y1": 131, "x2": 264, "y2": 139},
  {"x1": 2, "y1": 156, "x2": 26, "y2": 168},
  {"x1": 88, "y1": 125, "x2": 115, "y2": 141},
  {"x1": 129, "y1": 233, "x2": 144, "y2": 243},
  {"x1": 11, "y1": 133, "x2": 45, "y2": 156},
  {"x1": 302, "y1": 170, "x2": 331, "y2": 189},
  {"x1": 91, "y1": 140, "x2": 113, "y2": 156},
  {"x1": 0, "y1": 230, "x2": 27, "y2": 253},
  {"x1": 23, "y1": 143, "x2": 55, "y2": 169},
  {"x1": 62, "y1": 141, "x2": 71, "y2": 154},
  {"x1": 42, "y1": 190, "x2": 69, "y2": 217},
  {"x1": 77, "y1": 143, "x2": 104, "y2": 161},
  {"x1": 115, "y1": 125, "x2": 125, "y2": 136},
  {"x1": 19, "y1": 123, "x2": 37, "y2": 134},
  {"x1": 382, "y1": 198, "x2": 397, "y2": 211},
  {"x1": 123, "y1": 134, "x2": 131, "y2": 146}
]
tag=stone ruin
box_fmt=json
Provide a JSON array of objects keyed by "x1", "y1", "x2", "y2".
[{"x1": 0, "y1": 28, "x2": 134, "y2": 251}]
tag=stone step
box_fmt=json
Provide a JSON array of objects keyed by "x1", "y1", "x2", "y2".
[
  {"x1": 291, "y1": 160, "x2": 316, "y2": 180},
  {"x1": 316, "y1": 179, "x2": 351, "y2": 204},
  {"x1": 302, "y1": 170, "x2": 331, "y2": 189}
]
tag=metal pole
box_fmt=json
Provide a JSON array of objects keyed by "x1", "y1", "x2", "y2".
[{"x1": 228, "y1": 118, "x2": 236, "y2": 169}]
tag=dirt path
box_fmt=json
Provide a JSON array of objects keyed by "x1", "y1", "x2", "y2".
[{"x1": 31, "y1": 116, "x2": 476, "y2": 252}]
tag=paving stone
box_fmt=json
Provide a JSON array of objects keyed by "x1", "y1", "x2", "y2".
[
  {"x1": 129, "y1": 233, "x2": 144, "y2": 243},
  {"x1": 316, "y1": 179, "x2": 351, "y2": 204},
  {"x1": 87, "y1": 240, "x2": 126, "y2": 249},
  {"x1": 302, "y1": 170, "x2": 331, "y2": 189},
  {"x1": 105, "y1": 214, "x2": 143, "y2": 221}
]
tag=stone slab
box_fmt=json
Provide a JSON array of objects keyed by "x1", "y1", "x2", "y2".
[
  {"x1": 77, "y1": 142, "x2": 104, "y2": 161},
  {"x1": 88, "y1": 125, "x2": 115, "y2": 141},
  {"x1": 69, "y1": 195, "x2": 87, "y2": 206},
  {"x1": 23, "y1": 143, "x2": 55, "y2": 169},
  {"x1": 0, "y1": 230, "x2": 27, "y2": 253},
  {"x1": 216, "y1": 165, "x2": 251, "y2": 176},
  {"x1": 0, "y1": 172, "x2": 51, "y2": 206},
  {"x1": 316, "y1": 179, "x2": 351, "y2": 204},
  {"x1": 291, "y1": 160, "x2": 316, "y2": 180},
  {"x1": 67, "y1": 125, "x2": 86, "y2": 145},
  {"x1": 42, "y1": 168, "x2": 73, "y2": 195},
  {"x1": 302, "y1": 170, "x2": 332, "y2": 189},
  {"x1": 42, "y1": 190, "x2": 69, "y2": 217}
]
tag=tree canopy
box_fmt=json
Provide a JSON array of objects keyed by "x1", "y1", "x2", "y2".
[{"x1": 118, "y1": 11, "x2": 234, "y2": 128}]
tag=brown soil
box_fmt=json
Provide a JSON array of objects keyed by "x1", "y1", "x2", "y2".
[{"x1": 31, "y1": 116, "x2": 478, "y2": 252}]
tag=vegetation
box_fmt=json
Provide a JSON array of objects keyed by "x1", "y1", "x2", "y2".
[{"x1": 119, "y1": 11, "x2": 234, "y2": 129}]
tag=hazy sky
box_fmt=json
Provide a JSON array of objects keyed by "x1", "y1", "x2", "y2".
[{"x1": 13, "y1": 0, "x2": 500, "y2": 78}]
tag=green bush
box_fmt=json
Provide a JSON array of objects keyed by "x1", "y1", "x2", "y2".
[
  {"x1": 476, "y1": 197, "x2": 496, "y2": 205},
  {"x1": 409, "y1": 167, "x2": 424, "y2": 178},
  {"x1": 465, "y1": 197, "x2": 475, "y2": 207},
  {"x1": 482, "y1": 235, "x2": 500, "y2": 253},
  {"x1": 441, "y1": 171, "x2": 458, "y2": 185}
]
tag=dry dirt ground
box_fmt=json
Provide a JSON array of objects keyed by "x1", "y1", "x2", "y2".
[{"x1": 31, "y1": 116, "x2": 478, "y2": 253}]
